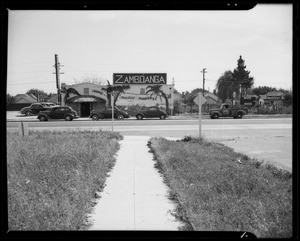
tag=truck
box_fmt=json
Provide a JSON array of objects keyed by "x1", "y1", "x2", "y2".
[{"x1": 209, "y1": 103, "x2": 248, "y2": 119}]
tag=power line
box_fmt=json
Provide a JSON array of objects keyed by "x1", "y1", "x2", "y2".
[{"x1": 7, "y1": 81, "x2": 53, "y2": 85}]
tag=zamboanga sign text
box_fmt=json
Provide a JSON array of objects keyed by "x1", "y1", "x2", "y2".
[{"x1": 113, "y1": 73, "x2": 167, "y2": 85}]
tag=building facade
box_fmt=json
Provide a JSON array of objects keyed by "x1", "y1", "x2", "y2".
[
  {"x1": 259, "y1": 91, "x2": 284, "y2": 109},
  {"x1": 60, "y1": 82, "x2": 174, "y2": 117}
]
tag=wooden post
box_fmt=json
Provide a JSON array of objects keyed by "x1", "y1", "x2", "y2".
[
  {"x1": 23, "y1": 122, "x2": 28, "y2": 136},
  {"x1": 199, "y1": 96, "x2": 202, "y2": 138},
  {"x1": 18, "y1": 121, "x2": 23, "y2": 137}
]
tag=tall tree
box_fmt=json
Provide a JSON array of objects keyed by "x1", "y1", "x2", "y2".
[
  {"x1": 26, "y1": 89, "x2": 47, "y2": 102},
  {"x1": 146, "y1": 85, "x2": 169, "y2": 113},
  {"x1": 6, "y1": 94, "x2": 15, "y2": 104},
  {"x1": 216, "y1": 70, "x2": 235, "y2": 102},
  {"x1": 74, "y1": 73, "x2": 106, "y2": 85},
  {"x1": 60, "y1": 87, "x2": 81, "y2": 103},
  {"x1": 232, "y1": 55, "x2": 254, "y2": 99},
  {"x1": 250, "y1": 86, "x2": 277, "y2": 96}
]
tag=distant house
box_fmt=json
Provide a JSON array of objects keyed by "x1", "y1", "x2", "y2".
[
  {"x1": 259, "y1": 91, "x2": 284, "y2": 109},
  {"x1": 14, "y1": 94, "x2": 37, "y2": 103},
  {"x1": 241, "y1": 94, "x2": 258, "y2": 106},
  {"x1": 204, "y1": 92, "x2": 219, "y2": 104},
  {"x1": 7, "y1": 94, "x2": 37, "y2": 111}
]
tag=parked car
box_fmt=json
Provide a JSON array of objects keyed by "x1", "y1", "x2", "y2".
[
  {"x1": 20, "y1": 102, "x2": 57, "y2": 116},
  {"x1": 37, "y1": 106, "x2": 79, "y2": 121},
  {"x1": 136, "y1": 106, "x2": 169, "y2": 120},
  {"x1": 89, "y1": 107, "x2": 130, "y2": 121},
  {"x1": 209, "y1": 103, "x2": 248, "y2": 119}
]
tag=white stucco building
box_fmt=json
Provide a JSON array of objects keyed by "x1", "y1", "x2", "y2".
[{"x1": 60, "y1": 82, "x2": 174, "y2": 117}]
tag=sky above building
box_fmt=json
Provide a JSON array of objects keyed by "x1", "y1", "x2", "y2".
[{"x1": 7, "y1": 4, "x2": 293, "y2": 96}]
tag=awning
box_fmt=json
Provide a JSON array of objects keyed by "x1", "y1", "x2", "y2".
[
  {"x1": 67, "y1": 95, "x2": 106, "y2": 103},
  {"x1": 74, "y1": 97, "x2": 98, "y2": 102}
]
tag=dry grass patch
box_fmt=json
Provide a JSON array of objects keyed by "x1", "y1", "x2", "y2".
[
  {"x1": 7, "y1": 130, "x2": 122, "y2": 230},
  {"x1": 148, "y1": 136, "x2": 292, "y2": 238}
]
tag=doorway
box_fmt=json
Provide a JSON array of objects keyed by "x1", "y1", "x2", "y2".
[{"x1": 81, "y1": 102, "x2": 91, "y2": 117}]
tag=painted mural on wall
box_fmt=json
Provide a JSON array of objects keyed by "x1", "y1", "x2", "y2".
[{"x1": 60, "y1": 82, "x2": 174, "y2": 114}]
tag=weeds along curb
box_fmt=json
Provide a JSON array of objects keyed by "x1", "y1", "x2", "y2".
[{"x1": 147, "y1": 140, "x2": 194, "y2": 231}]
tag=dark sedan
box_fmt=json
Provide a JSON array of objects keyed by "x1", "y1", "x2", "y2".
[
  {"x1": 136, "y1": 106, "x2": 169, "y2": 120},
  {"x1": 20, "y1": 102, "x2": 57, "y2": 116},
  {"x1": 37, "y1": 106, "x2": 79, "y2": 121},
  {"x1": 89, "y1": 107, "x2": 130, "y2": 121}
]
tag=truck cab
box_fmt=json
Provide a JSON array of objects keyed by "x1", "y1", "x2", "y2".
[
  {"x1": 220, "y1": 103, "x2": 232, "y2": 117},
  {"x1": 209, "y1": 103, "x2": 248, "y2": 119}
]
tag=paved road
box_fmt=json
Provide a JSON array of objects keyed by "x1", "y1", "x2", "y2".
[{"x1": 7, "y1": 118, "x2": 292, "y2": 171}]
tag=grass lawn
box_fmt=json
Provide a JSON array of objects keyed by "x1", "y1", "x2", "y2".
[
  {"x1": 148, "y1": 136, "x2": 292, "y2": 238},
  {"x1": 7, "y1": 130, "x2": 122, "y2": 230}
]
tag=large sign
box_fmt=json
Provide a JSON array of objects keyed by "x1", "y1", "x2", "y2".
[{"x1": 113, "y1": 73, "x2": 167, "y2": 85}]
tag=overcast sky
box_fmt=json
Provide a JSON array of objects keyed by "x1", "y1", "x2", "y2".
[{"x1": 7, "y1": 4, "x2": 292, "y2": 96}]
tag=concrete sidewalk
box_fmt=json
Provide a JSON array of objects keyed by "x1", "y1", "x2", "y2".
[{"x1": 87, "y1": 135, "x2": 183, "y2": 230}]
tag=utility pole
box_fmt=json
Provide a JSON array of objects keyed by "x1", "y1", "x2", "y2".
[
  {"x1": 111, "y1": 90, "x2": 114, "y2": 131},
  {"x1": 201, "y1": 68, "x2": 207, "y2": 97},
  {"x1": 53, "y1": 54, "x2": 64, "y2": 105}
]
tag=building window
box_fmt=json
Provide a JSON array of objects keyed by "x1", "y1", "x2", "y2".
[
  {"x1": 84, "y1": 88, "x2": 89, "y2": 95},
  {"x1": 140, "y1": 88, "x2": 145, "y2": 95}
]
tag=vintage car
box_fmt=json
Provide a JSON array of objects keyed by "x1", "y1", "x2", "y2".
[
  {"x1": 136, "y1": 106, "x2": 169, "y2": 120},
  {"x1": 89, "y1": 107, "x2": 130, "y2": 121},
  {"x1": 37, "y1": 106, "x2": 79, "y2": 121},
  {"x1": 20, "y1": 102, "x2": 57, "y2": 116}
]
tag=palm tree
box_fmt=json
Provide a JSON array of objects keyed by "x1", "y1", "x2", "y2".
[
  {"x1": 113, "y1": 85, "x2": 131, "y2": 106},
  {"x1": 60, "y1": 87, "x2": 81, "y2": 104},
  {"x1": 146, "y1": 85, "x2": 169, "y2": 113},
  {"x1": 101, "y1": 80, "x2": 114, "y2": 106},
  {"x1": 101, "y1": 80, "x2": 130, "y2": 106}
]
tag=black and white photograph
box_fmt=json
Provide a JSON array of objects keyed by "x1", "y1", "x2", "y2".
[{"x1": 3, "y1": 1, "x2": 296, "y2": 239}]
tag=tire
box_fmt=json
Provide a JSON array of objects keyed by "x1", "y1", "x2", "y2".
[
  {"x1": 136, "y1": 115, "x2": 143, "y2": 120},
  {"x1": 236, "y1": 112, "x2": 243, "y2": 119},
  {"x1": 25, "y1": 111, "x2": 31, "y2": 116},
  {"x1": 65, "y1": 115, "x2": 73, "y2": 121},
  {"x1": 117, "y1": 114, "x2": 124, "y2": 120},
  {"x1": 159, "y1": 114, "x2": 166, "y2": 120},
  {"x1": 212, "y1": 113, "x2": 219, "y2": 119},
  {"x1": 39, "y1": 116, "x2": 46, "y2": 121},
  {"x1": 91, "y1": 115, "x2": 99, "y2": 121}
]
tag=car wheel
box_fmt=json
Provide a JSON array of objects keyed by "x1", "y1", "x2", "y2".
[
  {"x1": 159, "y1": 114, "x2": 166, "y2": 120},
  {"x1": 117, "y1": 114, "x2": 124, "y2": 120},
  {"x1": 91, "y1": 115, "x2": 99, "y2": 121},
  {"x1": 212, "y1": 113, "x2": 219, "y2": 119},
  {"x1": 136, "y1": 115, "x2": 143, "y2": 120},
  {"x1": 39, "y1": 116, "x2": 46, "y2": 121},
  {"x1": 65, "y1": 115, "x2": 73, "y2": 121},
  {"x1": 236, "y1": 112, "x2": 243, "y2": 119},
  {"x1": 25, "y1": 111, "x2": 31, "y2": 116}
]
